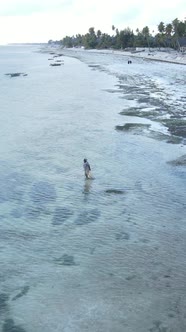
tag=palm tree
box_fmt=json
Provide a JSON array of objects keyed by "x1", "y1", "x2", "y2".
[
  {"x1": 157, "y1": 22, "x2": 166, "y2": 48},
  {"x1": 142, "y1": 26, "x2": 150, "y2": 49},
  {"x1": 97, "y1": 30, "x2": 102, "y2": 38},
  {"x1": 172, "y1": 18, "x2": 180, "y2": 50},
  {"x1": 165, "y1": 23, "x2": 173, "y2": 36},
  {"x1": 165, "y1": 23, "x2": 173, "y2": 47},
  {"x1": 158, "y1": 22, "x2": 165, "y2": 34}
]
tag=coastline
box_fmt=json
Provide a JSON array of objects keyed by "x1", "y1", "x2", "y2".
[
  {"x1": 40, "y1": 44, "x2": 186, "y2": 145},
  {"x1": 42, "y1": 46, "x2": 186, "y2": 65},
  {"x1": 70, "y1": 48, "x2": 186, "y2": 65}
]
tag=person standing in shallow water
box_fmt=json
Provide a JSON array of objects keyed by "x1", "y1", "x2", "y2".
[{"x1": 83, "y1": 159, "x2": 91, "y2": 179}]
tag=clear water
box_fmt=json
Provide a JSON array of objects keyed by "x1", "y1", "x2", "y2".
[{"x1": 0, "y1": 46, "x2": 186, "y2": 332}]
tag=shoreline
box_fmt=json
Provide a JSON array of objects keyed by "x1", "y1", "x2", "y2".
[
  {"x1": 71, "y1": 48, "x2": 186, "y2": 65},
  {"x1": 56, "y1": 46, "x2": 186, "y2": 145},
  {"x1": 42, "y1": 46, "x2": 186, "y2": 65}
]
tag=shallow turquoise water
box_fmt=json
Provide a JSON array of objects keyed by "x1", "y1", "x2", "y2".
[{"x1": 0, "y1": 46, "x2": 186, "y2": 332}]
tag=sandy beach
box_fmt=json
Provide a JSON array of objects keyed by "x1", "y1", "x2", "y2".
[
  {"x1": 95, "y1": 49, "x2": 186, "y2": 65},
  {"x1": 74, "y1": 48, "x2": 186, "y2": 65},
  {"x1": 42, "y1": 45, "x2": 186, "y2": 65}
]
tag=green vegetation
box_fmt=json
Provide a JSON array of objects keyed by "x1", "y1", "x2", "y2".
[{"x1": 49, "y1": 18, "x2": 186, "y2": 50}]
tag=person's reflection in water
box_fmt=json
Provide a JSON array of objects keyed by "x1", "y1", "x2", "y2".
[{"x1": 83, "y1": 179, "x2": 92, "y2": 199}]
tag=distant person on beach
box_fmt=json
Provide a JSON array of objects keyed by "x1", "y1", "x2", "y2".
[{"x1": 83, "y1": 159, "x2": 91, "y2": 179}]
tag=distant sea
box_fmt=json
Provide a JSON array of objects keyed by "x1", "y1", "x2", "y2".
[{"x1": 0, "y1": 45, "x2": 186, "y2": 332}]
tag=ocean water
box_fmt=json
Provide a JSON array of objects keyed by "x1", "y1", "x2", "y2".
[{"x1": 0, "y1": 45, "x2": 186, "y2": 332}]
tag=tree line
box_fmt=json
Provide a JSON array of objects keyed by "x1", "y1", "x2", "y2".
[{"x1": 49, "y1": 18, "x2": 186, "y2": 50}]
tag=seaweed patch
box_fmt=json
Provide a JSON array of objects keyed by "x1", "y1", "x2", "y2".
[
  {"x1": 52, "y1": 207, "x2": 73, "y2": 225},
  {"x1": 12, "y1": 286, "x2": 29, "y2": 301},
  {"x1": 2, "y1": 319, "x2": 26, "y2": 332},
  {"x1": 75, "y1": 209, "x2": 100, "y2": 225},
  {"x1": 30, "y1": 181, "x2": 57, "y2": 205},
  {"x1": 167, "y1": 154, "x2": 186, "y2": 166},
  {"x1": 0, "y1": 293, "x2": 9, "y2": 314},
  {"x1": 54, "y1": 254, "x2": 76, "y2": 266}
]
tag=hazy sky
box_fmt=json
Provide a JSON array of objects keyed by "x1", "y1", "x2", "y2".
[{"x1": 0, "y1": 0, "x2": 185, "y2": 44}]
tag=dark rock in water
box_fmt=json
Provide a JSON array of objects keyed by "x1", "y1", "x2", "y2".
[
  {"x1": 168, "y1": 154, "x2": 186, "y2": 166},
  {"x1": 168, "y1": 125, "x2": 186, "y2": 138},
  {"x1": 75, "y1": 209, "x2": 100, "y2": 225},
  {"x1": 138, "y1": 96, "x2": 162, "y2": 107},
  {"x1": 104, "y1": 88, "x2": 120, "y2": 94},
  {"x1": 50, "y1": 63, "x2": 62, "y2": 66},
  {"x1": 115, "y1": 232, "x2": 130, "y2": 240},
  {"x1": 5, "y1": 73, "x2": 27, "y2": 78},
  {"x1": 0, "y1": 293, "x2": 9, "y2": 313},
  {"x1": 52, "y1": 207, "x2": 73, "y2": 225},
  {"x1": 12, "y1": 286, "x2": 29, "y2": 301},
  {"x1": 2, "y1": 319, "x2": 26, "y2": 332},
  {"x1": 116, "y1": 123, "x2": 151, "y2": 132},
  {"x1": 30, "y1": 181, "x2": 57, "y2": 205},
  {"x1": 5, "y1": 73, "x2": 22, "y2": 77},
  {"x1": 55, "y1": 254, "x2": 76, "y2": 266},
  {"x1": 88, "y1": 64, "x2": 101, "y2": 70},
  {"x1": 164, "y1": 275, "x2": 171, "y2": 278},
  {"x1": 161, "y1": 119, "x2": 186, "y2": 139},
  {"x1": 105, "y1": 189, "x2": 124, "y2": 194},
  {"x1": 126, "y1": 275, "x2": 136, "y2": 281},
  {"x1": 119, "y1": 108, "x2": 165, "y2": 119},
  {"x1": 166, "y1": 136, "x2": 182, "y2": 144}
]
